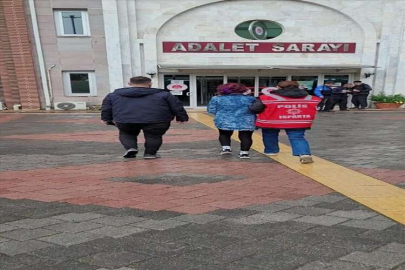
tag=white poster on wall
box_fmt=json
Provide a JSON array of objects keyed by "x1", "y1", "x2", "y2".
[{"x1": 167, "y1": 80, "x2": 188, "y2": 95}]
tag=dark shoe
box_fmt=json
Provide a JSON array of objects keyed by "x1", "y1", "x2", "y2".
[
  {"x1": 221, "y1": 149, "x2": 232, "y2": 156},
  {"x1": 123, "y1": 148, "x2": 138, "y2": 158},
  {"x1": 144, "y1": 154, "x2": 161, "y2": 160},
  {"x1": 340, "y1": 109, "x2": 348, "y2": 111},
  {"x1": 350, "y1": 107, "x2": 359, "y2": 110},
  {"x1": 238, "y1": 153, "x2": 250, "y2": 159}
]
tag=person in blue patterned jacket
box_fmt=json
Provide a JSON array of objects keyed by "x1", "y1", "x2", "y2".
[{"x1": 207, "y1": 83, "x2": 256, "y2": 159}]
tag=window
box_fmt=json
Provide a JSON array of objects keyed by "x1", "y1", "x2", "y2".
[
  {"x1": 259, "y1": 77, "x2": 287, "y2": 89},
  {"x1": 55, "y1": 10, "x2": 90, "y2": 36},
  {"x1": 235, "y1": 20, "x2": 283, "y2": 40},
  {"x1": 292, "y1": 76, "x2": 318, "y2": 91},
  {"x1": 63, "y1": 72, "x2": 96, "y2": 96},
  {"x1": 227, "y1": 77, "x2": 255, "y2": 91}
]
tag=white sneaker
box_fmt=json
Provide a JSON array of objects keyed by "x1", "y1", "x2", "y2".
[
  {"x1": 265, "y1": 153, "x2": 278, "y2": 156},
  {"x1": 300, "y1": 155, "x2": 314, "y2": 164}
]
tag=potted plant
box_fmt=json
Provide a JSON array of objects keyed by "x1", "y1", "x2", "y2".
[{"x1": 371, "y1": 93, "x2": 405, "y2": 110}]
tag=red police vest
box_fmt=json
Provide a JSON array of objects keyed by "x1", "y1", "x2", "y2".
[{"x1": 256, "y1": 93, "x2": 320, "y2": 129}]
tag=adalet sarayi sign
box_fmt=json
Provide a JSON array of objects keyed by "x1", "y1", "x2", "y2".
[{"x1": 163, "y1": 42, "x2": 356, "y2": 53}]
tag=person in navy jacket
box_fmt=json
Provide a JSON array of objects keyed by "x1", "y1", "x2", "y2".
[
  {"x1": 314, "y1": 81, "x2": 334, "y2": 112},
  {"x1": 325, "y1": 83, "x2": 352, "y2": 111},
  {"x1": 101, "y1": 76, "x2": 188, "y2": 159}
]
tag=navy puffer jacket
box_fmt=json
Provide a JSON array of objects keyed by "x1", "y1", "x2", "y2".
[{"x1": 101, "y1": 87, "x2": 189, "y2": 123}]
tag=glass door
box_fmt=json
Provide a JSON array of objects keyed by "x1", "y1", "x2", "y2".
[
  {"x1": 227, "y1": 76, "x2": 255, "y2": 91},
  {"x1": 164, "y1": 75, "x2": 191, "y2": 107},
  {"x1": 292, "y1": 75, "x2": 318, "y2": 94},
  {"x1": 196, "y1": 76, "x2": 224, "y2": 107}
]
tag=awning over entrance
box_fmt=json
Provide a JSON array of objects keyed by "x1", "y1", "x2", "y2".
[{"x1": 158, "y1": 65, "x2": 375, "y2": 70}]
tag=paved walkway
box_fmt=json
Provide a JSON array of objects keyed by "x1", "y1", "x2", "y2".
[{"x1": 0, "y1": 112, "x2": 404, "y2": 270}]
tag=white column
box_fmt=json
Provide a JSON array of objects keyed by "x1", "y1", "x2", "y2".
[
  {"x1": 127, "y1": 0, "x2": 143, "y2": 76},
  {"x1": 101, "y1": 0, "x2": 124, "y2": 91},
  {"x1": 117, "y1": 0, "x2": 132, "y2": 84}
]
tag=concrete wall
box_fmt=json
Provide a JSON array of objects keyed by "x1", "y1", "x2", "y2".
[{"x1": 34, "y1": 0, "x2": 110, "y2": 106}]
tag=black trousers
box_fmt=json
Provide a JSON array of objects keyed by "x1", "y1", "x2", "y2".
[
  {"x1": 351, "y1": 95, "x2": 368, "y2": 109},
  {"x1": 317, "y1": 95, "x2": 333, "y2": 111},
  {"x1": 326, "y1": 94, "x2": 348, "y2": 111},
  {"x1": 218, "y1": 129, "x2": 254, "y2": 151},
  {"x1": 116, "y1": 122, "x2": 171, "y2": 155}
]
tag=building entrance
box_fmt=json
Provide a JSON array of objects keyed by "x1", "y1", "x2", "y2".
[{"x1": 161, "y1": 73, "x2": 352, "y2": 109}]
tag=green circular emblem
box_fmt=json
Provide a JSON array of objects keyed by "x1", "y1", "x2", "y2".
[
  {"x1": 235, "y1": 20, "x2": 283, "y2": 40},
  {"x1": 249, "y1": 21, "x2": 268, "y2": 40}
]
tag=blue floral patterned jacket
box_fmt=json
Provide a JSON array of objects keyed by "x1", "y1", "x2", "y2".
[{"x1": 207, "y1": 95, "x2": 257, "y2": 131}]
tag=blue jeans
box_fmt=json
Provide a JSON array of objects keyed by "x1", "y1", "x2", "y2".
[{"x1": 262, "y1": 128, "x2": 311, "y2": 156}]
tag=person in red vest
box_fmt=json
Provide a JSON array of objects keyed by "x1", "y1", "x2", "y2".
[{"x1": 249, "y1": 81, "x2": 321, "y2": 164}]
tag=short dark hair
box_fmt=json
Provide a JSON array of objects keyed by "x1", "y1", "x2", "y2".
[
  {"x1": 354, "y1": 80, "x2": 362, "y2": 83},
  {"x1": 325, "y1": 81, "x2": 334, "y2": 85},
  {"x1": 130, "y1": 76, "x2": 152, "y2": 85}
]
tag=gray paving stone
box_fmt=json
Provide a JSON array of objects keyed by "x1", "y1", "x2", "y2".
[
  {"x1": 50, "y1": 213, "x2": 105, "y2": 222},
  {"x1": 243, "y1": 203, "x2": 294, "y2": 212},
  {"x1": 209, "y1": 208, "x2": 259, "y2": 218},
  {"x1": 284, "y1": 206, "x2": 335, "y2": 216},
  {"x1": 176, "y1": 233, "x2": 239, "y2": 249},
  {"x1": 340, "y1": 250, "x2": 405, "y2": 268},
  {"x1": 298, "y1": 260, "x2": 373, "y2": 270},
  {"x1": 304, "y1": 194, "x2": 346, "y2": 203},
  {"x1": 31, "y1": 241, "x2": 104, "y2": 262},
  {"x1": 133, "y1": 219, "x2": 189, "y2": 231},
  {"x1": 116, "y1": 268, "x2": 136, "y2": 270},
  {"x1": 90, "y1": 216, "x2": 147, "y2": 226},
  {"x1": 340, "y1": 219, "x2": 396, "y2": 231},
  {"x1": 275, "y1": 198, "x2": 322, "y2": 207},
  {"x1": 230, "y1": 212, "x2": 301, "y2": 225},
  {"x1": 294, "y1": 215, "x2": 348, "y2": 226},
  {"x1": 79, "y1": 251, "x2": 150, "y2": 268},
  {"x1": 297, "y1": 261, "x2": 330, "y2": 270},
  {"x1": 0, "y1": 224, "x2": 18, "y2": 233},
  {"x1": 236, "y1": 252, "x2": 311, "y2": 270},
  {"x1": 38, "y1": 232, "x2": 103, "y2": 247},
  {"x1": 87, "y1": 225, "x2": 148, "y2": 238},
  {"x1": 376, "y1": 242, "x2": 405, "y2": 254},
  {"x1": 45, "y1": 221, "x2": 104, "y2": 233},
  {"x1": 171, "y1": 214, "x2": 226, "y2": 224},
  {"x1": 327, "y1": 210, "x2": 378, "y2": 220},
  {"x1": 4, "y1": 218, "x2": 62, "y2": 229},
  {"x1": 367, "y1": 215, "x2": 395, "y2": 222},
  {"x1": 0, "y1": 253, "x2": 57, "y2": 270},
  {"x1": 0, "y1": 240, "x2": 52, "y2": 256},
  {"x1": 0, "y1": 228, "x2": 60, "y2": 241},
  {"x1": 0, "y1": 237, "x2": 9, "y2": 243}
]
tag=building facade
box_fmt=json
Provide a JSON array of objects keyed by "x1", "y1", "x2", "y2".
[{"x1": 0, "y1": 0, "x2": 404, "y2": 109}]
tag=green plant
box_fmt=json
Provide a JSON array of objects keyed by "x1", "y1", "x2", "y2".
[{"x1": 371, "y1": 93, "x2": 405, "y2": 104}]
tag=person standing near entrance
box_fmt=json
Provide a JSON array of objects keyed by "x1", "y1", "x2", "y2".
[
  {"x1": 250, "y1": 81, "x2": 320, "y2": 164},
  {"x1": 349, "y1": 80, "x2": 372, "y2": 109},
  {"x1": 325, "y1": 83, "x2": 352, "y2": 111},
  {"x1": 101, "y1": 76, "x2": 189, "y2": 159},
  {"x1": 314, "y1": 81, "x2": 334, "y2": 112},
  {"x1": 207, "y1": 83, "x2": 256, "y2": 159}
]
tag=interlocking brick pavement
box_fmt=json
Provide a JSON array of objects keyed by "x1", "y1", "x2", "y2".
[{"x1": 0, "y1": 112, "x2": 404, "y2": 270}]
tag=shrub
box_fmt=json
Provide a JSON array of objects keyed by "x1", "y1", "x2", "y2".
[{"x1": 371, "y1": 93, "x2": 405, "y2": 104}]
